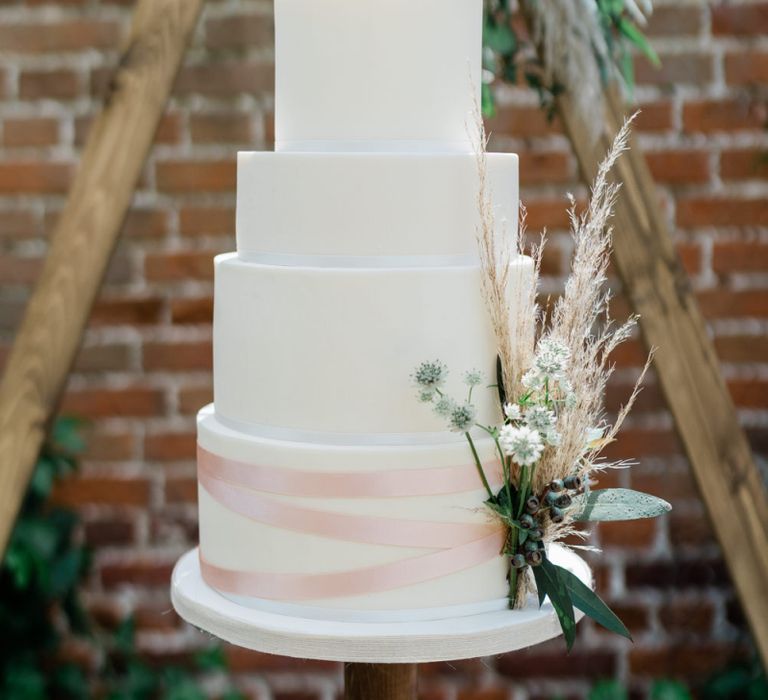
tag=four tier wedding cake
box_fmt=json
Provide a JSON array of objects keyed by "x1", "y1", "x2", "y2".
[{"x1": 196, "y1": 0, "x2": 534, "y2": 622}]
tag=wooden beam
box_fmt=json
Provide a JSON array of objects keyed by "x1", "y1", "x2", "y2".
[
  {"x1": 344, "y1": 663, "x2": 418, "y2": 700},
  {"x1": 519, "y1": 8, "x2": 768, "y2": 668},
  {"x1": 0, "y1": 0, "x2": 204, "y2": 556}
]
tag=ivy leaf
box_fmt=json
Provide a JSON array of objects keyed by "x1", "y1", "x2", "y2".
[
  {"x1": 555, "y1": 563, "x2": 632, "y2": 640},
  {"x1": 532, "y1": 558, "x2": 577, "y2": 651},
  {"x1": 573, "y1": 488, "x2": 672, "y2": 522}
]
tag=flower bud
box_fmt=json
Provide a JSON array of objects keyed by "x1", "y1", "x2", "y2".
[
  {"x1": 549, "y1": 479, "x2": 565, "y2": 492},
  {"x1": 525, "y1": 496, "x2": 540, "y2": 514},
  {"x1": 555, "y1": 493, "x2": 572, "y2": 509},
  {"x1": 520, "y1": 514, "x2": 535, "y2": 529},
  {"x1": 549, "y1": 506, "x2": 565, "y2": 524},
  {"x1": 529, "y1": 528, "x2": 544, "y2": 541},
  {"x1": 511, "y1": 554, "x2": 527, "y2": 569},
  {"x1": 525, "y1": 549, "x2": 543, "y2": 567},
  {"x1": 564, "y1": 475, "x2": 583, "y2": 491}
]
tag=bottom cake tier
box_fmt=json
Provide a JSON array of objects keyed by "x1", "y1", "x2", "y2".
[{"x1": 197, "y1": 406, "x2": 509, "y2": 622}]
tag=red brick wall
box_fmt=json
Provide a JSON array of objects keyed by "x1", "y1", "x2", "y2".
[{"x1": 0, "y1": 1, "x2": 766, "y2": 698}]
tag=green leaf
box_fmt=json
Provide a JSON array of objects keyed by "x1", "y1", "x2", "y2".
[
  {"x1": 651, "y1": 680, "x2": 693, "y2": 700},
  {"x1": 617, "y1": 18, "x2": 661, "y2": 68},
  {"x1": 195, "y1": 645, "x2": 227, "y2": 671},
  {"x1": 574, "y1": 488, "x2": 672, "y2": 522},
  {"x1": 589, "y1": 680, "x2": 628, "y2": 700},
  {"x1": 484, "y1": 22, "x2": 516, "y2": 55},
  {"x1": 532, "y1": 558, "x2": 577, "y2": 651},
  {"x1": 555, "y1": 564, "x2": 632, "y2": 640}
]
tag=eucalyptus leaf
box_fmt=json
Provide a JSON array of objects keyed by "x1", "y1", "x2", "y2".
[
  {"x1": 589, "y1": 680, "x2": 629, "y2": 700},
  {"x1": 555, "y1": 563, "x2": 632, "y2": 640},
  {"x1": 574, "y1": 488, "x2": 672, "y2": 522},
  {"x1": 533, "y1": 558, "x2": 577, "y2": 651}
]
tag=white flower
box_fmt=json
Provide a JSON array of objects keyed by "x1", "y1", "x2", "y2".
[
  {"x1": 498, "y1": 425, "x2": 544, "y2": 466},
  {"x1": 504, "y1": 403, "x2": 521, "y2": 421},
  {"x1": 522, "y1": 368, "x2": 544, "y2": 391},
  {"x1": 434, "y1": 396, "x2": 455, "y2": 417},
  {"x1": 524, "y1": 405, "x2": 556, "y2": 434},
  {"x1": 545, "y1": 429, "x2": 562, "y2": 447},
  {"x1": 449, "y1": 402, "x2": 477, "y2": 433},
  {"x1": 418, "y1": 388, "x2": 436, "y2": 404},
  {"x1": 413, "y1": 360, "x2": 448, "y2": 390},
  {"x1": 533, "y1": 337, "x2": 571, "y2": 380},
  {"x1": 463, "y1": 369, "x2": 483, "y2": 387}
]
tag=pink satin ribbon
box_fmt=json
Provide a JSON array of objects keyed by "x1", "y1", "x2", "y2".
[
  {"x1": 198, "y1": 445, "x2": 505, "y2": 600},
  {"x1": 198, "y1": 445, "x2": 502, "y2": 498},
  {"x1": 200, "y1": 530, "x2": 505, "y2": 601}
]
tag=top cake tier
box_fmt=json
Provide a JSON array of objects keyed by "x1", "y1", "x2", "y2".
[{"x1": 274, "y1": 0, "x2": 482, "y2": 153}]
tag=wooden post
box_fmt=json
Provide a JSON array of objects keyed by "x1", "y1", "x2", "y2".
[
  {"x1": 519, "y1": 6, "x2": 768, "y2": 668},
  {"x1": 0, "y1": 0, "x2": 204, "y2": 556},
  {"x1": 344, "y1": 663, "x2": 418, "y2": 700}
]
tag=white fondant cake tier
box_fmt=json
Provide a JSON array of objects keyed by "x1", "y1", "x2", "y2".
[
  {"x1": 213, "y1": 254, "x2": 534, "y2": 435},
  {"x1": 197, "y1": 407, "x2": 508, "y2": 619},
  {"x1": 274, "y1": 0, "x2": 482, "y2": 152},
  {"x1": 236, "y1": 152, "x2": 519, "y2": 260}
]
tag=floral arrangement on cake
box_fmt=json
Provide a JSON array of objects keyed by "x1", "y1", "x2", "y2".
[{"x1": 412, "y1": 114, "x2": 670, "y2": 650}]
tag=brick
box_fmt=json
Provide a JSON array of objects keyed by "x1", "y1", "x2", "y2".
[
  {"x1": 645, "y1": 5, "x2": 704, "y2": 36},
  {"x1": 725, "y1": 51, "x2": 768, "y2": 86},
  {"x1": 205, "y1": 13, "x2": 274, "y2": 50},
  {"x1": 646, "y1": 150, "x2": 710, "y2": 185},
  {"x1": 636, "y1": 53, "x2": 713, "y2": 86},
  {"x1": 190, "y1": 112, "x2": 253, "y2": 143},
  {"x1": 599, "y1": 518, "x2": 657, "y2": 549},
  {"x1": 524, "y1": 198, "x2": 573, "y2": 230},
  {"x1": 74, "y1": 343, "x2": 134, "y2": 373},
  {"x1": 728, "y1": 379, "x2": 768, "y2": 409},
  {"x1": 179, "y1": 205, "x2": 235, "y2": 237},
  {"x1": 659, "y1": 600, "x2": 715, "y2": 636},
  {"x1": 20, "y1": 69, "x2": 80, "y2": 99},
  {"x1": 179, "y1": 384, "x2": 213, "y2": 414},
  {"x1": 61, "y1": 386, "x2": 164, "y2": 418},
  {"x1": 677, "y1": 197, "x2": 768, "y2": 228},
  {"x1": 100, "y1": 559, "x2": 176, "y2": 589},
  {"x1": 0, "y1": 255, "x2": 42, "y2": 285},
  {"x1": 52, "y1": 476, "x2": 149, "y2": 507},
  {"x1": 121, "y1": 208, "x2": 170, "y2": 239},
  {"x1": 712, "y1": 3, "x2": 768, "y2": 36},
  {"x1": 669, "y1": 513, "x2": 717, "y2": 548},
  {"x1": 170, "y1": 296, "x2": 213, "y2": 324},
  {"x1": 81, "y1": 429, "x2": 136, "y2": 462},
  {"x1": 0, "y1": 162, "x2": 71, "y2": 194},
  {"x1": 144, "y1": 251, "x2": 216, "y2": 281},
  {"x1": 519, "y1": 151, "x2": 571, "y2": 185},
  {"x1": 144, "y1": 431, "x2": 196, "y2": 461},
  {"x1": 721, "y1": 149, "x2": 768, "y2": 181},
  {"x1": 84, "y1": 517, "x2": 136, "y2": 547},
  {"x1": 715, "y1": 335, "x2": 768, "y2": 363},
  {"x1": 630, "y1": 644, "x2": 746, "y2": 677},
  {"x1": 631, "y1": 468, "x2": 700, "y2": 504},
  {"x1": 486, "y1": 105, "x2": 563, "y2": 139},
  {"x1": 602, "y1": 428, "x2": 681, "y2": 460},
  {"x1": 497, "y1": 649, "x2": 616, "y2": 678},
  {"x1": 677, "y1": 243, "x2": 701, "y2": 275},
  {"x1": 3, "y1": 117, "x2": 59, "y2": 147},
  {"x1": 156, "y1": 160, "x2": 236, "y2": 193},
  {"x1": 0, "y1": 20, "x2": 120, "y2": 53},
  {"x1": 224, "y1": 646, "x2": 338, "y2": 673},
  {"x1": 625, "y1": 560, "x2": 730, "y2": 590},
  {"x1": 0, "y1": 209, "x2": 39, "y2": 239},
  {"x1": 174, "y1": 62, "x2": 274, "y2": 97},
  {"x1": 74, "y1": 112, "x2": 182, "y2": 146},
  {"x1": 143, "y1": 340, "x2": 212, "y2": 370},
  {"x1": 697, "y1": 290, "x2": 768, "y2": 318},
  {"x1": 457, "y1": 690, "x2": 510, "y2": 700},
  {"x1": 595, "y1": 602, "x2": 649, "y2": 634},
  {"x1": 166, "y1": 478, "x2": 197, "y2": 504},
  {"x1": 714, "y1": 242, "x2": 768, "y2": 273},
  {"x1": 89, "y1": 296, "x2": 164, "y2": 326},
  {"x1": 634, "y1": 100, "x2": 674, "y2": 132},
  {"x1": 683, "y1": 99, "x2": 765, "y2": 134}
]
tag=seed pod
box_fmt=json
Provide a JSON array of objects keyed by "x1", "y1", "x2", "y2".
[
  {"x1": 529, "y1": 528, "x2": 544, "y2": 541},
  {"x1": 525, "y1": 496, "x2": 540, "y2": 514},
  {"x1": 545, "y1": 491, "x2": 560, "y2": 505},
  {"x1": 525, "y1": 539, "x2": 539, "y2": 552},
  {"x1": 511, "y1": 553, "x2": 527, "y2": 569},
  {"x1": 555, "y1": 493, "x2": 572, "y2": 509},
  {"x1": 564, "y1": 475, "x2": 583, "y2": 491},
  {"x1": 520, "y1": 514, "x2": 535, "y2": 529},
  {"x1": 525, "y1": 549, "x2": 543, "y2": 567},
  {"x1": 550, "y1": 506, "x2": 565, "y2": 524},
  {"x1": 549, "y1": 479, "x2": 565, "y2": 493}
]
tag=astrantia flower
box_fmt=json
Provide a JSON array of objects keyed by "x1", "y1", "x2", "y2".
[
  {"x1": 448, "y1": 402, "x2": 476, "y2": 433},
  {"x1": 533, "y1": 337, "x2": 571, "y2": 380},
  {"x1": 463, "y1": 369, "x2": 483, "y2": 387},
  {"x1": 413, "y1": 360, "x2": 448, "y2": 390},
  {"x1": 434, "y1": 395, "x2": 455, "y2": 417},
  {"x1": 498, "y1": 425, "x2": 544, "y2": 466},
  {"x1": 504, "y1": 403, "x2": 522, "y2": 421},
  {"x1": 418, "y1": 388, "x2": 436, "y2": 404},
  {"x1": 524, "y1": 405, "x2": 556, "y2": 435},
  {"x1": 544, "y1": 429, "x2": 562, "y2": 447},
  {"x1": 522, "y1": 368, "x2": 544, "y2": 391}
]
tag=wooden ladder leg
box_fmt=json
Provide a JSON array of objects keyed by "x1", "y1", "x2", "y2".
[{"x1": 344, "y1": 662, "x2": 418, "y2": 700}]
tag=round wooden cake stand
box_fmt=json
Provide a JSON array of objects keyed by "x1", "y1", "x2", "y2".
[{"x1": 171, "y1": 545, "x2": 590, "y2": 699}]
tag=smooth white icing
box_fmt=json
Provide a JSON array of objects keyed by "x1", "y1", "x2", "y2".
[
  {"x1": 236, "y1": 152, "x2": 518, "y2": 259},
  {"x1": 213, "y1": 255, "x2": 534, "y2": 435},
  {"x1": 274, "y1": 0, "x2": 482, "y2": 151}
]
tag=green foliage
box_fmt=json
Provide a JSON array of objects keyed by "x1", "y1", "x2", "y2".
[
  {"x1": 483, "y1": 0, "x2": 659, "y2": 116},
  {"x1": 0, "y1": 418, "x2": 245, "y2": 700},
  {"x1": 588, "y1": 680, "x2": 628, "y2": 700},
  {"x1": 702, "y1": 658, "x2": 768, "y2": 700},
  {"x1": 574, "y1": 488, "x2": 672, "y2": 522}
]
